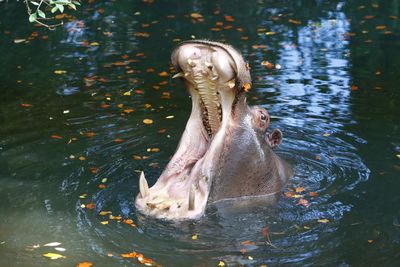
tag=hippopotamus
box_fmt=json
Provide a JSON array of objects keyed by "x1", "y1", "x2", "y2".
[{"x1": 135, "y1": 40, "x2": 292, "y2": 220}]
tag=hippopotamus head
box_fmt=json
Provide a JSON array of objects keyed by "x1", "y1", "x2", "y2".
[{"x1": 135, "y1": 40, "x2": 292, "y2": 220}]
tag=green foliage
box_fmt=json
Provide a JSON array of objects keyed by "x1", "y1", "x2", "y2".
[{"x1": 25, "y1": 0, "x2": 81, "y2": 29}]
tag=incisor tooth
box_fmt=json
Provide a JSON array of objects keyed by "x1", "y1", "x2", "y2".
[
  {"x1": 188, "y1": 184, "x2": 195, "y2": 211},
  {"x1": 139, "y1": 171, "x2": 149, "y2": 198}
]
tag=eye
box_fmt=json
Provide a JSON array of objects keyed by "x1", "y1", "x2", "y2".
[{"x1": 260, "y1": 114, "x2": 266, "y2": 121}]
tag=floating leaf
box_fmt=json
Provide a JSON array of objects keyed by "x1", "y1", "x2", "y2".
[
  {"x1": 79, "y1": 194, "x2": 88, "y2": 199},
  {"x1": 54, "y1": 70, "x2": 67, "y2": 74},
  {"x1": 99, "y1": 211, "x2": 111, "y2": 216},
  {"x1": 76, "y1": 262, "x2": 93, "y2": 267},
  {"x1": 44, "y1": 242, "x2": 62, "y2": 247},
  {"x1": 123, "y1": 108, "x2": 135, "y2": 114},
  {"x1": 297, "y1": 198, "x2": 310, "y2": 207},
  {"x1": 165, "y1": 115, "x2": 174, "y2": 119},
  {"x1": 143, "y1": 119, "x2": 153, "y2": 125},
  {"x1": 241, "y1": 240, "x2": 256, "y2": 246},
  {"x1": 191, "y1": 234, "x2": 198, "y2": 240},
  {"x1": 21, "y1": 103, "x2": 33, "y2": 107},
  {"x1": 318, "y1": 219, "x2": 330, "y2": 223},
  {"x1": 100, "y1": 221, "x2": 109, "y2": 225},
  {"x1": 123, "y1": 91, "x2": 131, "y2": 96},
  {"x1": 218, "y1": 261, "x2": 226, "y2": 266},
  {"x1": 43, "y1": 253, "x2": 65, "y2": 260},
  {"x1": 121, "y1": 252, "x2": 137, "y2": 258},
  {"x1": 54, "y1": 247, "x2": 66, "y2": 252},
  {"x1": 158, "y1": 71, "x2": 169, "y2": 77},
  {"x1": 396, "y1": 154, "x2": 400, "y2": 159},
  {"x1": 86, "y1": 203, "x2": 96, "y2": 209},
  {"x1": 50, "y1": 135, "x2": 63, "y2": 139},
  {"x1": 295, "y1": 186, "x2": 305, "y2": 193},
  {"x1": 288, "y1": 18, "x2": 302, "y2": 25},
  {"x1": 309, "y1": 191, "x2": 318, "y2": 197},
  {"x1": 190, "y1": 13, "x2": 203, "y2": 19},
  {"x1": 14, "y1": 39, "x2": 27, "y2": 44},
  {"x1": 79, "y1": 156, "x2": 86, "y2": 161}
]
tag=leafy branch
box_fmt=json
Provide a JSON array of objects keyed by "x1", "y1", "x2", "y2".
[{"x1": 24, "y1": 0, "x2": 81, "y2": 29}]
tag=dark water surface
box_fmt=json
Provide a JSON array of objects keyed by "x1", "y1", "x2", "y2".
[{"x1": 1, "y1": 0, "x2": 400, "y2": 266}]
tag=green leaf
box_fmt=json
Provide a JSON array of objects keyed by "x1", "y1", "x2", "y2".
[
  {"x1": 68, "y1": 3, "x2": 76, "y2": 10},
  {"x1": 73, "y1": 1, "x2": 81, "y2": 5},
  {"x1": 29, "y1": 13, "x2": 37, "y2": 23},
  {"x1": 56, "y1": 4, "x2": 64, "y2": 13},
  {"x1": 37, "y1": 9, "x2": 46, "y2": 18},
  {"x1": 51, "y1": 6, "x2": 58, "y2": 13},
  {"x1": 30, "y1": 1, "x2": 40, "y2": 6}
]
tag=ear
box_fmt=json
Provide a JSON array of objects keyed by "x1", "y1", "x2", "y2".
[{"x1": 266, "y1": 129, "x2": 282, "y2": 149}]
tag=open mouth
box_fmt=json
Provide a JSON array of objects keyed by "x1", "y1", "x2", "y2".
[{"x1": 135, "y1": 41, "x2": 252, "y2": 220}]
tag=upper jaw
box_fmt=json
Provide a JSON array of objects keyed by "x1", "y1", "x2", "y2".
[{"x1": 171, "y1": 40, "x2": 252, "y2": 137}]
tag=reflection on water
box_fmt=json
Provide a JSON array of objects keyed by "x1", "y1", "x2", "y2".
[{"x1": 0, "y1": 0, "x2": 399, "y2": 266}]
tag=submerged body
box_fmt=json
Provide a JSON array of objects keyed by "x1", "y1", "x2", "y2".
[{"x1": 135, "y1": 40, "x2": 292, "y2": 220}]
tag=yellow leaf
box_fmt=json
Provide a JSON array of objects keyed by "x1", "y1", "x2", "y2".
[
  {"x1": 90, "y1": 42, "x2": 99, "y2": 46},
  {"x1": 79, "y1": 156, "x2": 86, "y2": 161},
  {"x1": 295, "y1": 186, "x2": 305, "y2": 193},
  {"x1": 217, "y1": 261, "x2": 226, "y2": 267},
  {"x1": 54, "y1": 70, "x2": 67, "y2": 75},
  {"x1": 165, "y1": 115, "x2": 174, "y2": 119},
  {"x1": 158, "y1": 71, "x2": 169, "y2": 77},
  {"x1": 99, "y1": 211, "x2": 111, "y2": 215},
  {"x1": 318, "y1": 219, "x2": 330, "y2": 223},
  {"x1": 191, "y1": 234, "x2": 198, "y2": 240},
  {"x1": 100, "y1": 221, "x2": 109, "y2": 225},
  {"x1": 42, "y1": 253, "x2": 65, "y2": 260},
  {"x1": 123, "y1": 91, "x2": 131, "y2": 96},
  {"x1": 143, "y1": 119, "x2": 153, "y2": 125}
]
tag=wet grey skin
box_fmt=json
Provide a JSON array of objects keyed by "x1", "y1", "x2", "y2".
[{"x1": 135, "y1": 40, "x2": 292, "y2": 220}]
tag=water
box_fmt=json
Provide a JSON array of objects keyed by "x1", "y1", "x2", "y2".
[{"x1": 1, "y1": 0, "x2": 399, "y2": 266}]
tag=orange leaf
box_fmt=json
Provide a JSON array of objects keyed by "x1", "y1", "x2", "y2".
[
  {"x1": 76, "y1": 262, "x2": 93, "y2": 267},
  {"x1": 89, "y1": 167, "x2": 99, "y2": 174},
  {"x1": 296, "y1": 198, "x2": 310, "y2": 207},
  {"x1": 241, "y1": 240, "x2": 256, "y2": 246},
  {"x1": 21, "y1": 103, "x2": 33, "y2": 107},
  {"x1": 123, "y1": 108, "x2": 135, "y2": 114},
  {"x1": 84, "y1": 132, "x2": 96, "y2": 138},
  {"x1": 288, "y1": 19, "x2": 302, "y2": 25},
  {"x1": 309, "y1": 191, "x2": 318, "y2": 197},
  {"x1": 114, "y1": 138, "x2": 124, "y2": 143},
  {"x1": 158, "y1": 71, "x2": 169, "y2": 77},
  {"x1": 295, "y1": 186, "x2": 305, "y2": 193},
  {"x1": 50, "y1": 135, "x2": 63, "y2": 139},
  {"x1": 376, "y1": 25, "x2": 386, "y2": 30},
  {"x1": 121, "y1": 252, "x2": 137, "y2": 258},
  {"x1": 98, "y1": 184, "x2": 106, "y2": 189},
  {"x1": 86, "y1": 203, "x2": 96, "y2": 209}
]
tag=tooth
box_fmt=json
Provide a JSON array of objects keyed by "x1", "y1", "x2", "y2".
[
  {"x1": 228, "y1": 79, "x2": 235, "y2": 88},
  {"x1": 139, "y1": 171, "x2": 149, "y2": 198},
  {"x1": 188, "y1": 58, "x2": 196, "y2": 67},
  {"x1": 188, "y1": 184, "x2": 195, "y2": 211},
  {"x1": 172, "y1": 72, "x2": 184, "y2": 79}
]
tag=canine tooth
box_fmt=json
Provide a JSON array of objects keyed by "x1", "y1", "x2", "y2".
[
  {"x1": 172, "y1": 72, "x2": 184, "y2": 79},
  {"x1": 187, "y1": 58, "x2": 196, "y2": 67},
  {"x1": 188, "y1": 184, "x2": 195, "y2": 211},
  {"x1": 139, "y1": 171, "x2": 149, "y2": 198}
]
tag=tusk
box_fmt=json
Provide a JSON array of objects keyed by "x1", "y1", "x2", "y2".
[
  {"x1": 188, "y1": 184, "x2": 195, "y2": 211},
  {"x1": 139, "y1": 171, "x2": 149, "y2": 198},
  {"x1": 172, "y1": 72, "x2": 184, "y2": 79}
]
